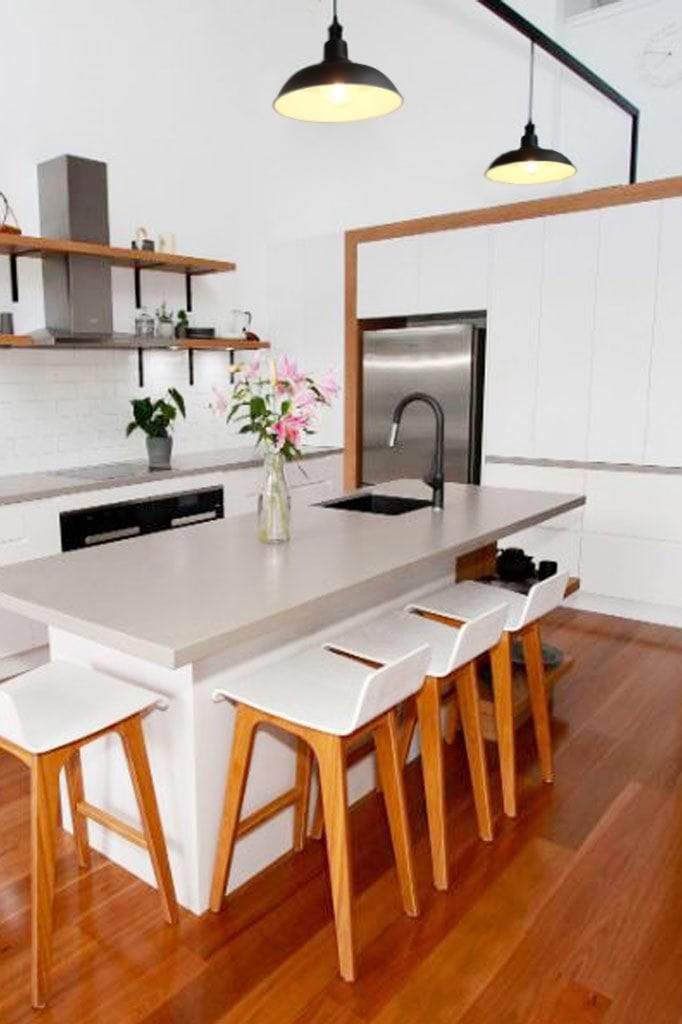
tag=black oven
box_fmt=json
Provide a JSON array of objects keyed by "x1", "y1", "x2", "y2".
[{"x1": 60, "y1": 486, "x2": 224, "y2": 551}]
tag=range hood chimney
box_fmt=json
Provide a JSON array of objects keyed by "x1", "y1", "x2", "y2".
[{"x1": 35, "y1": 154, "x2": 114, "y2": 340}]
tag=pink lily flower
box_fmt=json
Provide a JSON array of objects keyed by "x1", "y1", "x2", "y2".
[
  {"x1": 211, "y1": 387, "x2": 229, "y2": 417},
  {"x1": 318, "y1": 370, "x2": 340, "y2": 402},
  {"x1": 278, "y1": 354, "x2": 307, "y2": 389}
]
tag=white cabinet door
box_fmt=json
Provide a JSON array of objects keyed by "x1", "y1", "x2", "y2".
[
  {"x1": 484, "y1": 219, "x2": 545, "y2": 457},
  {"x1": 588, "y1": 202, "x2": 660, "y2": 463},
  {"x1": 535, "y1": 211, "x2": 600, "y2": 460},
  {"x1": 416, "y1": 227, "x2": 490, "y2": 314},
  {"x1": 357, "y1": 236, "x2": 421, "y2": 318},
  {"x1": 645, "y1": 197, "x2": 682, "y2": 466}
]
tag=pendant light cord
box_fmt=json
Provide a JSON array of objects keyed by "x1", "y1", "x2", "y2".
[
  {"x1": 332, "y1": 0, "x2": 338, "y2": 24},
  {"x1": 528, "y1": 41, "x2": 535, "y2": 124}
]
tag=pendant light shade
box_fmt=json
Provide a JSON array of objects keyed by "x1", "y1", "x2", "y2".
[
  {"x1": 486, "y1": 43, "x2": 576, "y2": 185},
  {"x1": 486, "y1": 121, "x2": 577, "y2": 184},
  {"x1": 274, "y1": 3, "x2": 402, "y2": 124}
]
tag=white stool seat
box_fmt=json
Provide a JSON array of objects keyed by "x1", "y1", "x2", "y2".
[
  {"x1": 213, "y1": 643, "x2": 430, "y2": 737},
  {"x1": 0, "y1": 661, "x2": 162, "y2": 754},
  {"x1": 407, "y1": 574, "x2": 569, "y2": 633},
  {"x1": 327, "y1": 604, "x2": 507, "y2": 679}
]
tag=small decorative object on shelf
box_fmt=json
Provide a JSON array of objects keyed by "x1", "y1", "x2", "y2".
[
  {"x1": 157, "y1": 232, "x2": 176, "y2": 254},
  {"x1": 175, "y1": 309, "x2": 190, "y2": 338},
  {"x1": 185, "y1": 327, "x2": 215, "y2": 339},
  {"x1": 214, "y1": 355, "x2": 339, "y2": 543},
  {"x1": 133, "y1": 227, "x2": 155, "y2": 251},
  {"x1": 0, "y1": 312, "x2": 14, "y2": 335},
  {"x1": 230, "y1": 309, "x2": 252, "y2": 337},
  {"x1": 0, "y1": 192, "x2": 21, "y2": 235},
  {"x1": 156, "y1": 301, "x2": 175, "y2": 339},
  {"x1": 126, "y1": 387, "x2": 186, "y2": 471},
  {"x1": 134, "y1": 306, "x2": 155, "y2": 338}
]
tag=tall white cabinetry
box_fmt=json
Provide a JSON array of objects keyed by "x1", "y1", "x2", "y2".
[
  {"x1": 587, "y1": 202, "x2": 660, "y2": 464},
  {"x1": 357, "y1": 229, "x2": 490, "y2": 320},
  {"x1": 484, "y1": 219, "x2": 545, "y2": 458},
  {"x1": 534, "y1": 210, "x2": 600, "y2": 461},
  {"x1": 645, "y1": 197, "x2": 682, "y2": 467}
]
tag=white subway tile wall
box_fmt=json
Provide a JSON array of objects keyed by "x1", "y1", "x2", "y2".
[{"x1": 0, "y1": 347, "x2": 253, "y2": 474}]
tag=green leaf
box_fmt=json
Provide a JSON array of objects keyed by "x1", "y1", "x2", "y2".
[
  {"x1": 250, "y1": 396, "x2": 266, "y2": 419},
  {"x1": 168, "y1": 387, "x2": 186, "y2": 418}
]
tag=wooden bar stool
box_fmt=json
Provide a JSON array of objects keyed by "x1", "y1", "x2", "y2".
[
  {"x1": 0, "y1": 661, "x2": 178, "y2": 1009},
  {"x1": 408, "y1": 572, "x2": 569, "y2": 818},
  {"x1": 324, "y1": 603, "x2": 507, "y2": 891},
  {"x1": 210, "y1": 642, "x2": 430, "y2": 982}
]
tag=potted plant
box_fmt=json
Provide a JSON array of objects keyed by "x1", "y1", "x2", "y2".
[
  {"x1": 213, "y1": 356, "x2": 338, "y2": 543},
  {"x1": 126, "y1": 387, "x2": 186, "y2": 470},
  {"x1": 156, "y1": 301, "x2": 175, "y2": 339},
  {"x1": 175, "y1": 309, "x2": 189, "y2": 339}
]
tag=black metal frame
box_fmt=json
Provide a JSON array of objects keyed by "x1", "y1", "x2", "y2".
[{"x1": 476, "y1": 0, "x2": 640, "y2": 184}]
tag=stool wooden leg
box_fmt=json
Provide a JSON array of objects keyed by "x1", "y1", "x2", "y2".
[
  {"x1": 118, "y1": 715, "x2": 178, "y2": 925},
  {"x1": 398, "y1": 701, "x2": 418, "y2": 766},
  {"x1": 443, "y1": 690, "x2": 460, "y2": 745},
  {"x1": 314, "y1": 732, "x2": 355, "y2": 982},
  {"x1": 416, "y1": 675, "x2": 449, "y2": 891},
  {"x1": 30, "y1": 749, "x2": 65, "y2": 1009},
  {"x1": 210, "y1": 704, "x2": 259, "y2": 912},
  {"x1": 372, "y1": 711, "x2": 420, "y2": 918},
  {"x1": 310, "y1": 785, "x2": 325, "y2": 840},
  {"x1": 456, "y1": 662, "x2": 494, "y2": 842},
  {"x1": 292, "y1": 740, "x2": 313, "y2": 852},
  {"x1": 490, "y1": 632, "x2": 517, "y2": 818},
  {"x1": 65, "y1": 750, "x2": 90, "y2": 869},
  {"x1": 521, "y1": 622, "x2": 554, "y2": 784}
]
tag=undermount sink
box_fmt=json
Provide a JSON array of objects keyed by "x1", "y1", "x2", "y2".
[{"x1": 320, "y1": 493, "x2": 433, "y2": 516}]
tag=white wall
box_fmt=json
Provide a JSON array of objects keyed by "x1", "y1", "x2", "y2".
[{"x1": 565, "y1": 0, "x2": 682, "y2": 185}]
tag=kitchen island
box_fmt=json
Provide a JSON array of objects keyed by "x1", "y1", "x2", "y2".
[{"x1": 0, "y1": 479, "x2": 584, "y2": 913}]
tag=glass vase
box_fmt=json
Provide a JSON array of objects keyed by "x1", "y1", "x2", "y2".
[{"x1": 257, "y1": 449, "x2": 291, "y2": 544}]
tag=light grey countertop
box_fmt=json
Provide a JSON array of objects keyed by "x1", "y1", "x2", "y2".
[
  {"x1": 0, "y1": 446, "x2": 342, "y2": 507},
  {"x1": 0, "y1": 479, "x2": 584, "y2": 669}
]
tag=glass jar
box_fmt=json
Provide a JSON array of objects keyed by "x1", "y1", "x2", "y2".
[
  {"x1": 257, "y1": 448, "x2": 291, "y2": 544},
  {"x1": 135, "y1": 308, "x2": 155, "y2": 338}
]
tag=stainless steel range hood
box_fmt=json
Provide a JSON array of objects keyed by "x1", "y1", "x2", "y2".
[{"x1": 33, "y1": 154, "x2": 116, "y2": 343}]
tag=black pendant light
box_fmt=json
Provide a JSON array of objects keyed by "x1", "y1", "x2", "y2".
[
  {"x1": 486, "y1": 42, "x2": 576, "y2": 185},
  {"x1": 274, "y1": 0, "x2": 402, "y2": 124}
]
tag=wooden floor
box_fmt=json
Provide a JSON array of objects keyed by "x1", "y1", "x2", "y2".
[{"x1": 1, "y1": 607, "x2": 682, "y2": 1022}]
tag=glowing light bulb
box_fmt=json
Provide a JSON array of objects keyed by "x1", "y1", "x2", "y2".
[
  {"x1": 526, "y1": 160, "x2": 538, "y2": 175},
  {"x1": 329, "y1": 82, "x2": 349, "y2": 105}
]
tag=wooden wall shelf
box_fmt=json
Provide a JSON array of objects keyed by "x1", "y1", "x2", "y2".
[
  {"x1": 0, "y1": 335, "x2": 270, "y2": 388},
  {"x1": 0, "y1": 230, "x2": 236, "y2": 310},
  {"x1": 0, "y1": 231, "x2": 235, "y2": 273},
  {"x1": 0, "y1": 335, "x2": 269, "y2": 351}
]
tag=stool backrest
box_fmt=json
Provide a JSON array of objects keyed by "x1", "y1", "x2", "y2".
[
  {"x1": 517, "y1": 572, "x2": 569, "y2": 630},
  {"x1": 351, "y1": 644, "x2": 431, "y2": 731},
  {"x1": 443, "y1": 603, "x2": 508, "y2": 674}
]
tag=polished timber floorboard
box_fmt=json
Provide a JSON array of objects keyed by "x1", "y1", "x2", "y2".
[{"x1": 1, "y1": 608, "x2": 682, "y2": 1022}]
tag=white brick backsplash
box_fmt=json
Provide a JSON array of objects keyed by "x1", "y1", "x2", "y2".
[{"x1": 0, "y1": 349, "x2": 256, "y2": 473}]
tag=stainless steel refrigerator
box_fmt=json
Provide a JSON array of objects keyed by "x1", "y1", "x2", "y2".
[{"x1": 361, "y1": 317, "x2": 486, "y2": 487}]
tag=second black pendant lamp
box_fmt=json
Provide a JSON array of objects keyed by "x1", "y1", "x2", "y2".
[
  {"x1": 486, "y1": 42, "x2": 576, "y2": 184},
  {"x1": 274, "y1": 0, "x2": 403, "y2": 123}
]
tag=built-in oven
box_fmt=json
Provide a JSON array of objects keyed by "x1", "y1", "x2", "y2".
[{"x1": 60, "y1": 486, "x2": 224, "y2": 551}]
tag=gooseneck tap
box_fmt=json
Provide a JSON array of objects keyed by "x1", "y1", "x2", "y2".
[{"x1": 389, "y1": 392, "x2": 445, "y2": 510}]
